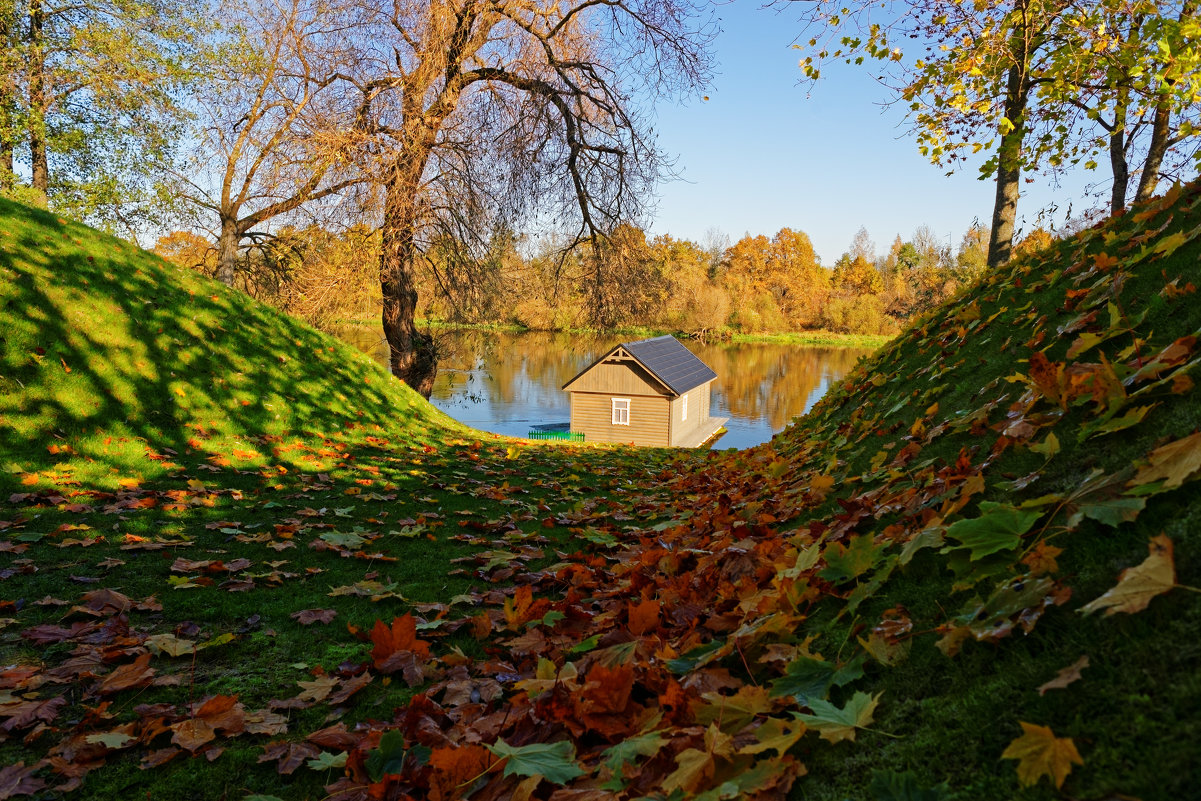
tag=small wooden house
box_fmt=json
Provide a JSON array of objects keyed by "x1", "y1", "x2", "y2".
[{"x1": 562, "y1": 335, "x2": 727, "y2": 447}]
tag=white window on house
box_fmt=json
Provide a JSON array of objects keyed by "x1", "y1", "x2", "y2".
[
  {"x1": 612, "y1": 398, "x2": 630, "y2": 425},
  {"x1": 682, "y1": 394, "x2": 688, "y2": 422}
]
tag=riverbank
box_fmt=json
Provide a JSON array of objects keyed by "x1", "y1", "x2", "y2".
[{"x1": 335, "y1": 317, "x2": 893, "y2": 350}]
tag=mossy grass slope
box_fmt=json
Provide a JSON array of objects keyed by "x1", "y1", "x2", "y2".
[
  {"x1": 0, "y1": 196, "x2": 474, "y2": 491},
  {"x1": 740, "y1": 182, "x2": 1201, "y2": 799}
]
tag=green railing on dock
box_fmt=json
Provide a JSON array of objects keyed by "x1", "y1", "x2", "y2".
[{"x1": 526, "y1": 430, "x2": 584, "y2": 442}]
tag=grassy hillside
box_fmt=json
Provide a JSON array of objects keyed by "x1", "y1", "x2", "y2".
[
  {"x1": 1, "y1": 182, "x2": 1198, "y2": 801},
  {"x1": 0, "y1": 197, "x2": 468, "y2": 490}
]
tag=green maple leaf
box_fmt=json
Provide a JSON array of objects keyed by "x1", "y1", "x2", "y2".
[
  {"x1": 306, "y1": 751, "x2": 348, "y2": 771},
  {"x1": 601, "y1": 732, "x2": 666, "y2": 773},
  {"x1": 487, "y1": 739, "x2": 585, "y2": 785},
  {"x1": 366, "y1": 730, "x2": 407, "y2": 781},
  {"x1": 819, "y1": 534, "x2": 884, "y2": 584},
  {"x1": 770, "y1": 656, "x2": 864, "y2": 704},
  {"x1": 943, "y1": 502, "x2": 1041, "y2": 560},
  {"x1": 85, "y1": 732, "x2": 135, "y2": 749},
  {"x1": 797, "y1": 691, "x2": 882, "y2": 743},
  {"x1": 320, "y1": 530, "x2": 366, "y2": 550}
]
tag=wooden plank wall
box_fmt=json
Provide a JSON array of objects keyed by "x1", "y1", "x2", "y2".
[
  {"x1": 668, "y1": 383, "x2": 713, "y2": 446},
  {"x1": 566, "y1": 361, "x2": 670, "y2": 396},
  {"x1": 571, "y1": 391, "x2": 671, "y2": 446}
]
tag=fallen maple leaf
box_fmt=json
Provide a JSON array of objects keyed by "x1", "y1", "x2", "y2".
[
  {"x1": 1080, "y1": 534, "x2": 1176, "y2": 616},
  {"x1": 429, "y1": 744, "x2": 496, "y2": 801},
  {"x1": 740, "y1": 715, "x2": 808, "y2": 756},
  {"x1": 627, "y1": 598, "x2": 660, "y2": 636},
  {"x1": 1037, "y1": 656, "x2": 1089, "y2": 696},
  {"x1": 1129, "y1": 432, "x2": 1201, "y2": 490},
  {"x1": 0, "y1": 762, "x2": 45, "y2": 799},
  {"x1": 1001, "y1": 722, "x2": 1083, "y2": 788},
  {"x1": 0, "y1": 695, "x2": 67, "y2": 732},
  {"x1": 487, "y1": 738, "x2": 585, "y2": 785},
  {"x1": 94, "y1": 652, "x2": 155, "y2": 696},
  {"x1": 291, "y1": 608, "x2": 337, "y2": 626},
  {"x1": 797, "y1": 691, "x2": 881, "y2": 744},
  {"x1": 370, "y1": 613, "x2": 430, "y2": 668},
  {"x1": 327, "y1": 672, "x2": 373, "y2": 706},
  {"x1": 296, "y1": 676, "x2": 339, "y2": 704},
  {"x1": 259, "y1": 741, "x2": 320, "y2": 775},
  {"x1": 171, "y1": 718, "x2": 216, "y2": 752}
]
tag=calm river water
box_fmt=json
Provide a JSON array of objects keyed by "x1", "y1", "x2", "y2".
[{"x1": 335, "y1": 327, "x2": 874, "y2": 450}]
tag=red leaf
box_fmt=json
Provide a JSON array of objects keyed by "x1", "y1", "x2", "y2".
[
  {"x1": 0, "y1": 696, "x2": 67, "y2": 732},
  {"x1": 259, "y1": 741, "x2": 320, "y2": 775},
  {"x1": 628, "y1": 599, "x2": 661, "y2": 636},
  {"x1": 370, "y1": 614, "x2": 430, "y2": 669},
  {"x1": 0, "y1": 762, "x2": 46, "y2": 799},
  {"x1": 94, "y1": 652, "x2": 154, "y2": 696}
]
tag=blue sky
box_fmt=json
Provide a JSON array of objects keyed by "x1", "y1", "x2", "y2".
[{"x1": 648, "y1": 2, "x2": 1098, "y2": 265}]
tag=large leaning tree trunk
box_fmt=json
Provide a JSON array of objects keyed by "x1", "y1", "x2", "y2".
[
  {"x1": 341, "y1": 0, "x2": 714, "y2": 395},
  {"x1": 380, "y1": 136, "x2": 440, "y2": 396}
]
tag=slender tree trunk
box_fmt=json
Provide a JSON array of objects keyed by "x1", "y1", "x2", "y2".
[
  {"x1": 1108, "y1": 88, "x2": 1130, "y2": 214},
  {"x1": 1134, "y1": 101, "x2": 1171, "y2": 204},
  {"x1": 380, "y1": 170, "x2": 437, "y2": 397},
  {"x1": 216, "y1": 216, "x2": 241, "y2": 286},
  {"x1": 987, "y1": 63, "x2": 1030, "y2": 269},
  {"x1": 27, "y1": 0, "x2": 48, "y2": 204},
  {"x1": 1134, "y1": 2, "x2": 1196, "y2": 204}
]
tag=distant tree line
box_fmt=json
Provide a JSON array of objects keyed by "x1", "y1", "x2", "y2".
[
  {"x1": 3, "y1": 0, "x2": 1199, "y2": 389},
  {"x1": 154, "y1": 217, "x2": 1053, "y2": 337}
]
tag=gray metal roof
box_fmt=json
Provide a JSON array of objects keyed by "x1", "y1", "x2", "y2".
[{"x1": 621, "y1": 335, "x2": 717, "y2": 396}]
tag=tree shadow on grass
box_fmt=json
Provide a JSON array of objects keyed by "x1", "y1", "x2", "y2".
[{"x1": 0, "y1": 197, "x2": 453, "y2": 490}]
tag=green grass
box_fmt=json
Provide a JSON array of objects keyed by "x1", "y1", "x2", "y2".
[
  {"x1": 2, "y1": 184, "x2": 1200, "y2": 801},
  {"x1": 0, "y1": 197, "x2": 690, "y2": 798},
  {"x1": 728, "y1": 328, "x2": 893, "y2": 349}
]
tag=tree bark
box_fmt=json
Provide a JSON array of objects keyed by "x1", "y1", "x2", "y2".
[
  {"x1": 216, "y1": 216, "x2": 241, "y2": 286},
  {"x1": 1134, "y1": 101, "x2": 1170, "y2": 204},
  {"x1": 987, "y1": 63, "x2": 1029, "y2": 269},
  {"x1": 27, "y1": 0, "x2": 48, "y2": 203},
  {"x1": 1108, "y1": 87, "x2": 1130, "y2": 214},
  {"x1": 380, "y1": 167, "x2": 437, "y2": 397}
]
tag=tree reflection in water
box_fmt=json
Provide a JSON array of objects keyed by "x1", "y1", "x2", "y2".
[{"x1": 333, "y1": 326, "x2": 873, "y2": 449}]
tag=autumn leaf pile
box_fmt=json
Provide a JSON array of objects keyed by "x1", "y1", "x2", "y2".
[{"x1": 2, "y1": 184, "x2": 1200, "y2": 800}]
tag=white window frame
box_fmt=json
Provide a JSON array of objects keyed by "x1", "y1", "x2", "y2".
[
  {"x1": 681, "y1": 394, "x2": 688, "y2": 422},
  {"x1": 612, "y1": 397, "x2": 630, "y2": 425}
]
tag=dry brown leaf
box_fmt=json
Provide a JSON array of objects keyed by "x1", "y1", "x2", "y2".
[
  {"x1": 94, "y1": 653, "x2": 155, "y2": 696},
  {"x1": 327, "y1": 672, "x2": 373, "y2": 706},
  {"x1": 243, "y1": 709, "x2": 288, "y2": 736},
  {"x1": 291, "y1": 608, "x2": 337, "y2": 626},
  {"x1": 1038, "y1": 656, "x2": 1089, "y2": 696},
  {"x1": 170, "y1": 718, "x2": 216, "y2": 752},
  {"x1": 0, "y1": 761, "x2": 45, "y2": 799},
  {"x1": 259, "y1": 741, "x2": 320, "y2": 775},
  {"x1": 1129, "y1": 432, "x2": 1201, "y2": 489},
  {"x1": 296, "y1": 675, "x2": 339, "y2": 703},
  {"x1": 1081, "y1": 534, "x2": 1176, "y2": 616}
]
